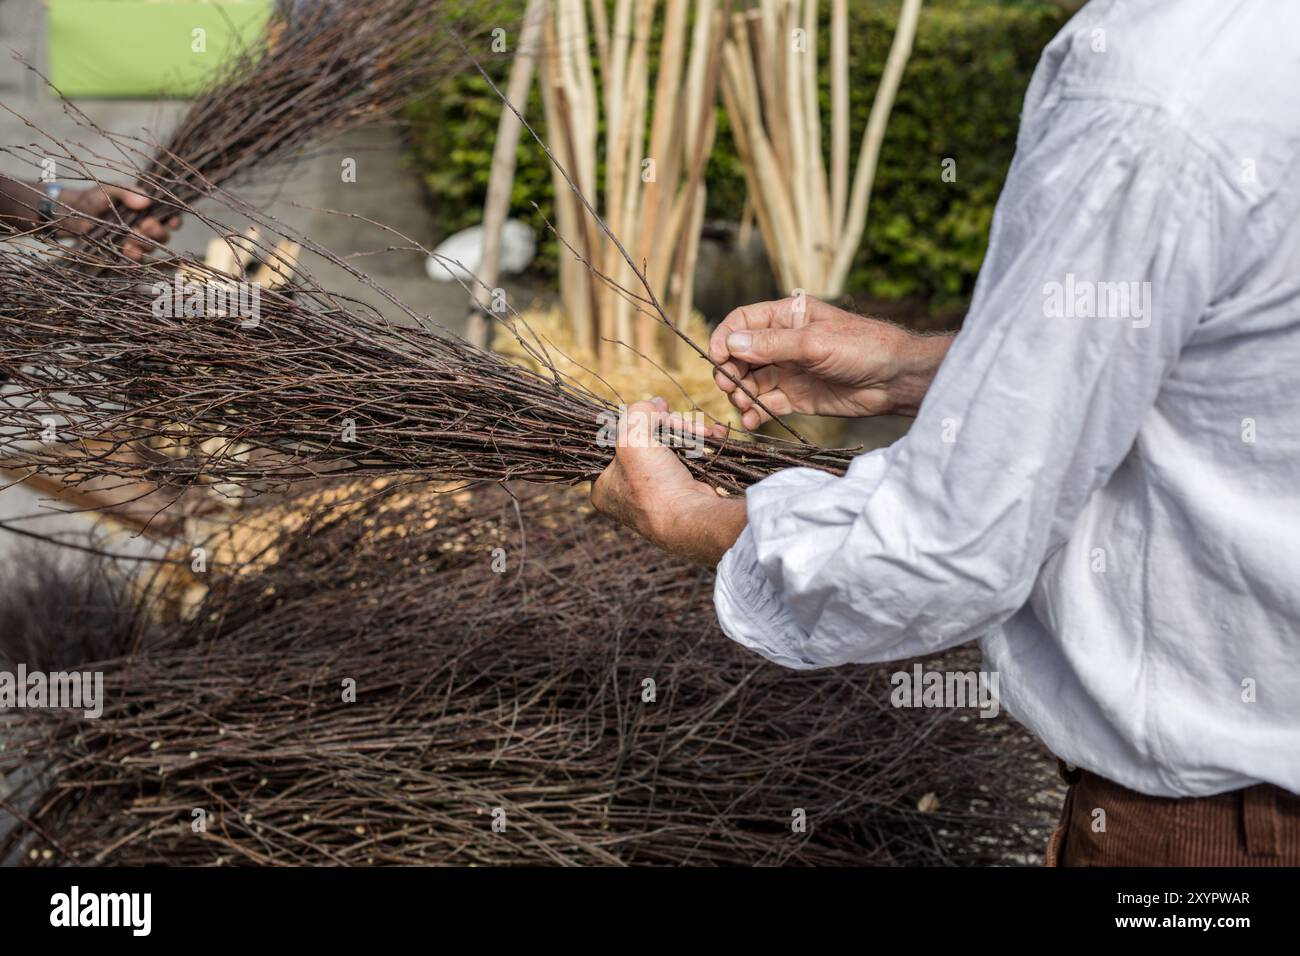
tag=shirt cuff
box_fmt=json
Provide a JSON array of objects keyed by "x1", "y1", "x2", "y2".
[{"x1": 714, "y1": 523, "x2": 820, "y2": 669}]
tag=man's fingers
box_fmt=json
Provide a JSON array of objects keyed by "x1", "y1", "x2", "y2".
[
  {"x1": 724, "y1": 327, "x2": 812, "y2": 367},
  {"x1": 101, "y1": 185, "x2": 151, "y2": 211},
  {"x1": 752, "y1": 364, "x2": 782, "y2": 393},
  {"x1": 664, "y1": 410, "x2": 727, "y2": 440},
  {"x1": 724, "y1": 367, "x2": 779, "y2": 409},
  {"x1": 732, "y1": 388, "x2": 792, "y2": 431},
  {"x1": 727, "y1": 373, "x2": 759, "y2": 412},
  {"x1": 616, "y1": 399, "x2": 721, "y2": 471},
  {"x1": 137, "y1": 217, "x2": 173, "y2": 244},
  {"x1": 708, "y1": 299, "x2": 794, "y2": 364},
  {"x1": 616, "y1": 400, "x2": 663, "y2": 452},
  {"x1": 60, "y1": 185, "x2": 174, "y2": 258},
  {"x1": 709, "y1": 308, "x2": 750, "y2": 365},
  {"x1": 712, "y1": 359, "x2": 750, "y2": 393},
  {"x1": 710, "y1": 297, "x2": 811, "y2": 399}
]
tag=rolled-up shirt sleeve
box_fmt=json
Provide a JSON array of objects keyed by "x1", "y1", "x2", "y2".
[{"x1": 715, "y1": 94, "x2": 1236, "y2": 668}]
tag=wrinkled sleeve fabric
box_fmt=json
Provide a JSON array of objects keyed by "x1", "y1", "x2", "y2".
[{"x1": 714, "y1": 94, "x2": 1231, "y2": 669}]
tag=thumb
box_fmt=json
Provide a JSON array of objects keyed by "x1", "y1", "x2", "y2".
[
  {"x1": 724, "y1": 327, "x2": 811, "y2": 366},
  {"x1": 615, "y1": 401, "x2": 686, "y2": 477},
  {"x1": 616, "y1": 400, "x2": 659, "y2": 446}
]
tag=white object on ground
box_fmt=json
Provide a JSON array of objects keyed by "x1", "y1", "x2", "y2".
[{"x1": 425, "y1": 219, "x2": 535, "y2": 282}]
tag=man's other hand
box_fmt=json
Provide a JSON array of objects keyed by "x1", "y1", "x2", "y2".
[
  {"x1": 709, "y1": 296, "x2": 953, "y2": 429},
  {"x1": 591, "y1": 398, "x2": 747, "y2": 566},
  {"x1": 60, "y1": 185, "x2": 181, "y2": 260}
]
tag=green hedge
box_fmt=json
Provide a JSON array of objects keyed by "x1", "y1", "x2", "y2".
[{"x1": 404, "y1": 0, "x2": 1071, "y2": 307}]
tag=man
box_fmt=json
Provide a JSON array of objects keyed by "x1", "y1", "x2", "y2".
[
  {"x1": 592, "y1": 0, "x2": 1300, "y2": 865},
  {"x1": 0, "y1": 174, "x2": 178, "y2": 258}
]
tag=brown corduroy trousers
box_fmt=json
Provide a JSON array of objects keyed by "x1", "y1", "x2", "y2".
[{"x1": 1045, "y1": 763, "x2": 1300, "y2": 866}]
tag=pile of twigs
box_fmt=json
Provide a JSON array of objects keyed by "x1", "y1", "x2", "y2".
[
  {"x1": 0, "y1": 544, "x2": 157, "y2": 673},
  {"x1": 0, "y1": 238, "x2": 852, "y2": 494},
  {"x1": 1, "y1": 484, "x2": 1055, "y2": 866}
]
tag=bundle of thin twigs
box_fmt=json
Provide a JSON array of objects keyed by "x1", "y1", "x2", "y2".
[
  {"x1": 1, "y1": 71, "x2": 847, "y2": 498},
  {"x1": 68, "y1": 0, "x2": 487, "y2": 257},
  {"x1": 1, "y1": 483, "x2": 1056, "y2": 866},
  {"x1": 0, "y1": 544, "x2": 157, "y2": 673},
  {"x1": 0, "y1": 239, "x2": 850, "y2": 495}
]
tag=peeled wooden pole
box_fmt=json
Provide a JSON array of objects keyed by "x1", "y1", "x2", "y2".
[
  {"x1": 669, "y1": 0, "x2": 727, "y2": 360},
  {"x1": 829, "y1": 0, "x2": 849, "y2": 244},
  {"x1": 467, "y1": 0, "x2": 548, "y2": 349},
  {"x1": 631, "y1": 0, "x2": 686, "y2": 366},
  {"x1": 826, "y1": 0, "x2": 922, "y2": 294},
  {"x1": 610, "y1": 0, "x2": 655, "y2": 366},
  {"x1": 721, "y1": 0, "x2": 923, "y2": 298},
  {"x1": 527, "y1": 0, "x2": 722, "y2": 377},
  {"x1": 540, "y1": 11, "x2": 600, "y2": 352}
]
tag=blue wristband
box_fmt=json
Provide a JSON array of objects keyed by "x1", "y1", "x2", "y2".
[{"x1": 38, "y1": 181, "x2": 63, "y2": 222}]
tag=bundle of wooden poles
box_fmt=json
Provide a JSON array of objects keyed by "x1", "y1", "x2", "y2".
[
  {"x1": 538, "y1": 0, "x2": 729, "y2": 372},
  {"x1": 720, "y1": 0, "x2": 923, "y2": 297},
  {"x1": 0, "y1": 483, "x2": 1057, "y2": 866}
]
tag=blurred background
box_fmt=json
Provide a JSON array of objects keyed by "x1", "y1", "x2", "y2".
[{"x1": 0, "y1": 0, "x2": 1086, "y2": 869}]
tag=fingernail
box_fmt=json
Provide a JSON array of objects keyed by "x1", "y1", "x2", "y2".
[{"x1": 727, "y1": 332, "x2": 751, "y2": 352}]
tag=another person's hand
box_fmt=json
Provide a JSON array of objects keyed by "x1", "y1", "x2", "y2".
[
  {"x1": 59, "y1": 185, "x2": 181, "y2": 260},
  {"x1": 709, "y1": 296, "x2": 953, "y2": 429},
  {"x1": 591, "y1": 398, "x2": 747, "y2": 566}
]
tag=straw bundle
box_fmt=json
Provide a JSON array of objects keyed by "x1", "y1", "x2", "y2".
[{"x1": 495, "y1": 305, "x2": 739, "y2": 425}]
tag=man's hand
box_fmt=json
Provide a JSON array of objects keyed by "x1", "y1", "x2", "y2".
[
  {"x1": 59, "y1": 185, "x2": 181, "y2": 260},
  {"x1": 591, "y1": 398, "x2": 748, "y2": 566},
  {"x1": 709, "y1": 296, "x2": 953, "y2": 429}
]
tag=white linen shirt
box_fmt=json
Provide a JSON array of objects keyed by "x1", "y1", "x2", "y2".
[{"x1": 713, "y1": 0, "x2": 1300, "y2": 798}]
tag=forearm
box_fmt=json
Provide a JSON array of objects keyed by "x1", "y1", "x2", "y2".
[
  {"x1": 887, "y1": 330, "x2": 955, "y2": 417},
  {"x1": 652, "y1": 496, "x2": 747, "y2": 567},
  {"x1": 0, "y1": 176, "x2": 41, "y2": 231}
]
